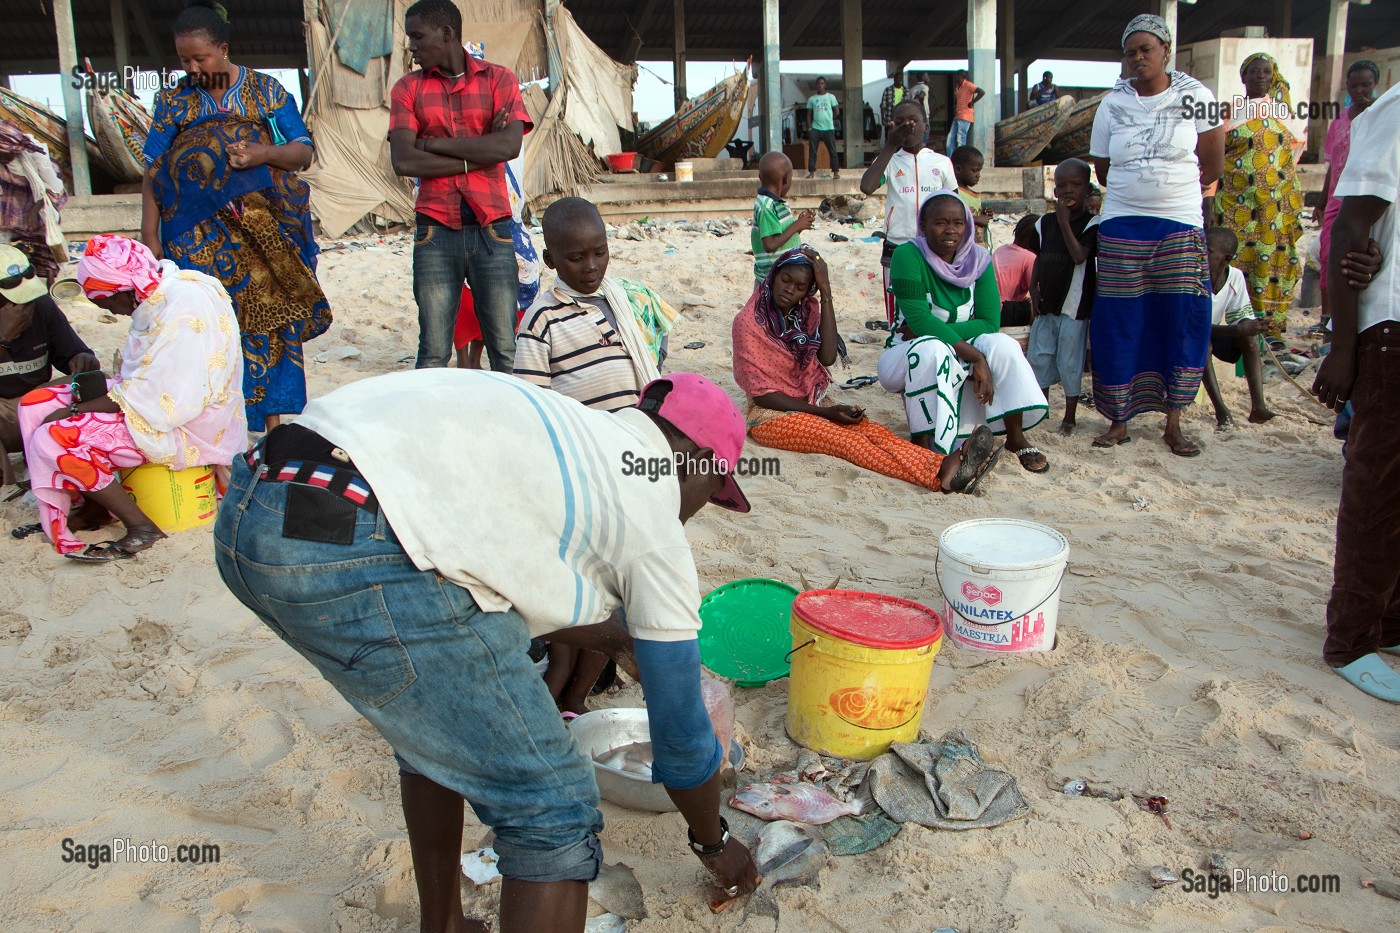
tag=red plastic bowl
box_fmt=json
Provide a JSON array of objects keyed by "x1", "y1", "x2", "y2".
[{"x1": 606, "y1": 152, "x2": 638, "y2": 172}]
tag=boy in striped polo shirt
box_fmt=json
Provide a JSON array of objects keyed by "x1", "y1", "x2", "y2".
[
  {"x1": 514, "y1": 198, "x2": 678, "y2": 413},
  {"x1": 752, "y1": 152, "x2": 814, "y2": 284}
]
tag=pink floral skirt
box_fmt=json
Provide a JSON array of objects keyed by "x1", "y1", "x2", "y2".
[{"x1": 17, "y1": 383, "x2": 145, "y2": 554}]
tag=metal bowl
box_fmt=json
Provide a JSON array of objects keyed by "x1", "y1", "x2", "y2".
[{"x1": 570, "y1": 707, "x2": 744, "y2": 813}]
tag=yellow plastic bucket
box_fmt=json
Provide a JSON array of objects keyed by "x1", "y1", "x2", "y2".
[
  {"x1": 785, "y1": 590, "x2": 943, "y2": 760},
  {"x1": 119, "y1": 463, "x2": 218, "y2": 532}
]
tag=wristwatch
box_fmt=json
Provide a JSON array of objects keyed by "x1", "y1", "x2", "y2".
[{"x1": 687, "y1": 817, "x2": 730, "y2": 857}]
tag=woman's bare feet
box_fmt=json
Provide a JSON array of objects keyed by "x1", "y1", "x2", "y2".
[
  {"x1": 111, "y1": 524, "x2": 167, "y2": 554},
  {"x1": 1247, "y1": 408, "x2": 1277, "y2": 424},
  {"x1": 1058, "y1": 418, "x2": 1075, "y2": 437}
]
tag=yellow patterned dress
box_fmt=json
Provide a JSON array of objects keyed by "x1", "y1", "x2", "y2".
[{"x1": 1212, "y1": 57, "x2": 1304, "y2": 333}]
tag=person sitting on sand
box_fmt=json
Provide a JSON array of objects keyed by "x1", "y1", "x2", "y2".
[
  {"x1": 878, "y1": 192, "x2": 1050, "y2": 474},
  {"x1": 752, "y1": 152, "x2": 814, "y2": 285},
  {"x1": 0, "y1": 245, "x2": 100, "y2": 488},
  {"x1": 514, "y1": 196, "x2": 679, "y2": 714},
  {"x1": 16, "y1": 235, "x2": 244, "y2": 560},
  {"x1": 1200, "y1": 227, "x2": 1275, "y2": 427},
  {"x1": 1028, "y1": 159, "x2": 1100, "y2": 436},
  {"x1": 734, "y1": 246, "x2": 998, "y2": 494}
]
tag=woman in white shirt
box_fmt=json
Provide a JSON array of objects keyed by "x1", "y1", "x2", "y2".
[{"x1": 1087, "y1": 14, "x2": 1224, "y2": 456}]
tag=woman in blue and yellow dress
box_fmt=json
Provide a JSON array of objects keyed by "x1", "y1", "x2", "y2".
[{"x1": 140, "y1": 0, "x2": 331, "y2": 432}]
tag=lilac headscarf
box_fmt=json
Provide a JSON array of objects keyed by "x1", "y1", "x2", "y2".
[{"x1": 911, "y1": 189, "x2": 992, "y2": 288}]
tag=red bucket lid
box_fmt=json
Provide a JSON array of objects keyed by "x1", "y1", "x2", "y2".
[{"x1": 792, "y1": 590, "x2": 943, "y2": 650}]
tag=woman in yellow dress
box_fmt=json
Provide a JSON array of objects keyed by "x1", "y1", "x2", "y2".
[{"x1": 1211, "y1": 52, "x2": 1304, "y2": 334}]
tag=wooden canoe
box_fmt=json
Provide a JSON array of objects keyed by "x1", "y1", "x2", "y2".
[
  {"x1": 994, "y1": 95, "x2": 1074, "y2": 166},
  {"x1": 0, "y1": 87, "x2": 109, "y2": 191},
  {"x1": 637, "y1": 62, "x2": 752, "y2": 168},
  {"x1": 87, "y1": 87, "x2": 153, "y2": 183},
  {"x1": 1043, "y1": 91, "x2": 1110, "y2": 163}
]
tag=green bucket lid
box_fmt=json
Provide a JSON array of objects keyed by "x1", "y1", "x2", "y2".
[{"x1": 698, "y1": 578, "x2": 799, "y2": 687}]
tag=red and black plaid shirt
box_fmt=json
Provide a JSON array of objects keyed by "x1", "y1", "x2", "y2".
[{"x1": 389, "y1": 56, "x2": 532, "y2": 228}]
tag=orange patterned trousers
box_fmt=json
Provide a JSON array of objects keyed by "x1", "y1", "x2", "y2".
[{"x1": 750, "y1": 413, "x2": 945, "y2": 491}]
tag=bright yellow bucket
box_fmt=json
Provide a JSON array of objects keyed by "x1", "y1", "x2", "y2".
[
  {"x1": 785, "y1": 590, "x2": 943, "y2": 760},
  {"x1": 119, "y1": 463, "x2": 218, "y2": 532}
]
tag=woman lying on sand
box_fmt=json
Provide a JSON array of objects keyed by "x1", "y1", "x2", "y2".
[{"x1": 733, "y1": 246, "x2": 997, "y2": 493}]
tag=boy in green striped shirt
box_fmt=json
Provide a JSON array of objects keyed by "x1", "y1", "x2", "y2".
[{"x1": 752, "y1": 152, "x2": 815, "y2": 284}]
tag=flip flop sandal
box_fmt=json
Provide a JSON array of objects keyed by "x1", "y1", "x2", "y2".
[
  {"x1": 560, "y1": 711, "x2": 581, "y2": 723},
  {"x1": 1091, "y1": 434, "x2": 1133, "y2": 448},
  {"x1": 65, "y1": 542, "x2": 136, "y2": 563},
  {"x1": 961, "y1": 446, "x2": 1003, "y2": 495},
  {"x1": 839, "y1": 375, "x2": 879, "y2": 390},
  {"x1": 1011, "y1": 447, "x2": 1050, "y2": 473},
  {"x1": 1167, "y1": 439, "x2": 1202, "y2": 458},
  {"x1": 11, "y1": 522, "x2": 42, "y2": 540},
  {"x1": 683, "y1": 341, "x2": 706, "y2": 350},
  {"x1": 864, "y1": 319, "x2": 890, "y2": 331},
  {"x1": 946, "y1": 426, "x2": 995, "y2": 493}
]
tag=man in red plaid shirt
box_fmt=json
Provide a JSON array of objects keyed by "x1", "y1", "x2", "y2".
[{"x1": 389, "y1": 0, "x2": 532, "y2": 371}]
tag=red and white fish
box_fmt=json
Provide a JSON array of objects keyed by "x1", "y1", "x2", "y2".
[{"x1": 728, "y1": 782, "x2": 862, "y2": 824}]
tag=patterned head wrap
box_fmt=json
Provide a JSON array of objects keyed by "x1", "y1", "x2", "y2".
[
  {"x1": 752, "y1": 248, "x2": 844, "y2": 369},
  {"x1": 76, "y1": 234, "x2": 163, "y2": 301},
  {"x1": 1122, "y1": 14, "x2": 1172, "y2": 51},
  {"x1": 1241, "y1": 52, "x2": 1292, "y2": 106}
]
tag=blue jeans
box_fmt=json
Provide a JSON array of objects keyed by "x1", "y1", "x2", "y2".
[
  {"x1": 412, "y1": 210, "x2": 520, "y2": 371},
  {"x1": 213, "y1": 457, "x2": 603, "y2": 883},
  {"x1": 946, "y1": 119, "x2": 972, "y2": 153}
]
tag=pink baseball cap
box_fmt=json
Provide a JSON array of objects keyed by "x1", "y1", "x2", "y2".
[{"x1": 637, "y1": 373, "x2": 751, "y2": 513}]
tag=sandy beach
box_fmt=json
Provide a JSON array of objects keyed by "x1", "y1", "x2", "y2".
[{"x1": 3, "y1": 210, "x2": 1397, "y2": 933}]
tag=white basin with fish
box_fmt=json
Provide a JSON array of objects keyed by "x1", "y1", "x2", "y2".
[{"x1": 570, "y1": 707, "x2": 744, "y2": 813}]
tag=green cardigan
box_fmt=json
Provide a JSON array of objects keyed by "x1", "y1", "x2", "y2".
[{"x1": 888, "y1": 241, "x2": 1001, "y2": 346}]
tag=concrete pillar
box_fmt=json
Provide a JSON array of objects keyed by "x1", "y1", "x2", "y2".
[
  {"x1": 673, "y1": 0, "x2": 688, "y2": 110},
  {"x1": 111, "y1": 0, "x2": 131, "y2": 92},
  {"x1": 841, "y1": 0, "x2": 863, "y2": 170},
  {"x1": 54, "y1": 0, "x2": 91, "y2": 196},
  {"x1": 1159, "y1": 0, "x2": 1179, "y2": 71},
  {"x1": 999, "y1": 0, "x2": 1016, "y2": 118},
  {"x1": 1275, "y1": 0, "x2": 1293, "y2": 37},
  {"x1": 761, "y1": 0, "x2": 781, "y2": 154},
  {"x1": 1325, "y1": 0, "x2": 1350, "y2": 109},
  {"x1": 967, "y1": 0, "x2": 996, "y2": 158}
]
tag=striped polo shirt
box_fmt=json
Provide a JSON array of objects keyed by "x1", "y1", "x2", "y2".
[{"x1": 514, "y1": 289, "x2": 644, "y2": 411}]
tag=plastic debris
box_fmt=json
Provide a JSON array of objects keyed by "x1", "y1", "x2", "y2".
[{"x1": 460, "y1": 847, "x2": 501, "y2": 885}]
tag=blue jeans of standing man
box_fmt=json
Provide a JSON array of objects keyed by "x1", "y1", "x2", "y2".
[
  {"x1": 946, "y1": 119, "x2": 973, "y2": 153},
  {"x1": 213, "y1": 457, "x2": 603, "y2": 883},
  {"x1": 412, "y1": 205, "x2": 520, "y2": 371}
]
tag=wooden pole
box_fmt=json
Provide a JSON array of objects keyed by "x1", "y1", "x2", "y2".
[
  {"x1": 54, "y1": 0, "x2": 91, "y2": 196},
  {"x1": 999, "y1": 0, "x2": 1016, "y2": 118}
]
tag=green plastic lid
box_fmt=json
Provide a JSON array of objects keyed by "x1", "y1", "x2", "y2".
[{"x1": 698, "y1": 578, "x2": 799, "y2": 687}]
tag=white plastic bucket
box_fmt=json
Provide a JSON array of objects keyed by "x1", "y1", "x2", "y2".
[
  {"x1": 675, "y1": 161, "x2": 694, "y2": 182},
  {"x1": 936, "y1": 519, "x2": 1068, "y2": 653}
]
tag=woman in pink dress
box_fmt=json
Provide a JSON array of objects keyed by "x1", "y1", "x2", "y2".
[{"x1": 1317, "y1": 60, "x2": 1379, "y2": 325}]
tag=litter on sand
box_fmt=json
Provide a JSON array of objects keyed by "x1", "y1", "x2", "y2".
[{"x1": 460, "y1": 847, "x2": 501, "y2": 885}]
